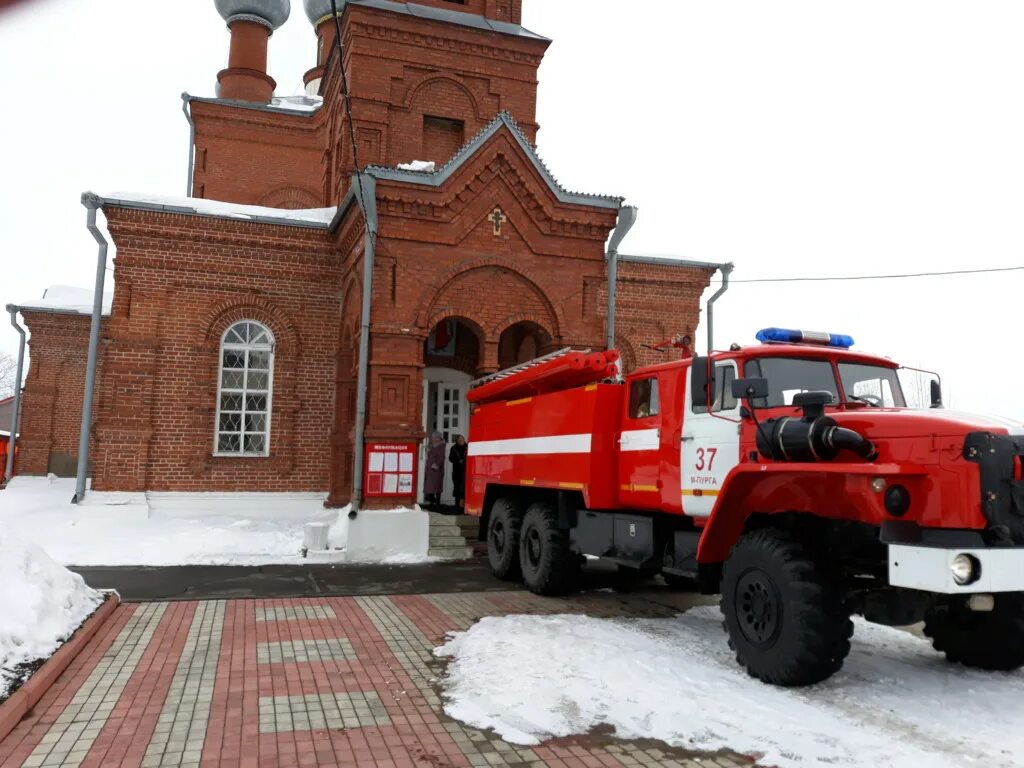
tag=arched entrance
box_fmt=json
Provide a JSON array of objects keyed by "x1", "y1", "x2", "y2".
[
  {"x1": 498, "y1": 321, "x2": 553, "y2": 369},
  {"x1": 420, "y1": 318, "x2": 481, "y2": 506}
]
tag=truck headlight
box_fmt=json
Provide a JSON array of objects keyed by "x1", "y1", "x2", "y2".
[{"x1": 951, "y1": 554, "x2": 980, "y2": 586}]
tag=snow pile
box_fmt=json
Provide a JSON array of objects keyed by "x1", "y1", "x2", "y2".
[
  {"x1": 397, "y1": 160, "x2": 436, "y2": 172},
  {"x1": 16, "y1": 285, "x2": 113, "y2": 316},
  {"x1": 270, "y1": 94, "x2": 323, "y2": 113},
  {"x1": 436, "y1": 607, "x2": 1024, "y2": 768},
  {"x1": 0, "y1": 525, "x2": 102, "y2": 700},
  {"x1": 104, "y1": 192, "x2": 337, "y2": 227},
  {"x1": 0, "y1": 477, "x2": 437, "y2": 567}
]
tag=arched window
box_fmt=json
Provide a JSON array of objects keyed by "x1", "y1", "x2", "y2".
[{"x1": 215, "y1": 321, "x2": 275, "y2": 456}]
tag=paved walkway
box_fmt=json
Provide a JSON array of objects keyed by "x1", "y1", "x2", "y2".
[{"x1": 0, "y1": 591, "x2": 752, "y2": 768}]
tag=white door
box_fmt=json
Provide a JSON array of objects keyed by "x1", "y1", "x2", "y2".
[
  {"x1": 420, "y1": 368, "x2": 471, "y2": 505},
  {"x1": 681, "y1": 361, "x2": 742, "y2": 518}
]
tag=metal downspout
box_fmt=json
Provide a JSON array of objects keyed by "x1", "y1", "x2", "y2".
[
  {"x1": 705, "y1": 263, "x2": 735, "y2": 354},
  {"x1": 4, "y1": 307, "x2": 26, "y2": 483},
  {"x1": 350, "y1": 173, "x2": 378, "y2": 517},
  {"x1": 182, "y1": 94, "x2": 195, "y2": 197},
  {"x1": 605, "y1": 205, "x2": 638, "y2": 353},
  {"x1": 73, "y1": 194, "x2": 110, "y2": 504}
]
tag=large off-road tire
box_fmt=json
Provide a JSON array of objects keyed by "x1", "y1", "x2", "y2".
[
  {"x1": 721, "y1": 528, "x2": 853, "y2": 686},
  {"x1": 486, "y1": 498, "x2": 523, "y2": 581},
  {"x1": 924, "y1": 592, "x2": 1024, "y2": 671},
  {"x1": 519, "y1": 502, "x2": 578, "y2": 596}
]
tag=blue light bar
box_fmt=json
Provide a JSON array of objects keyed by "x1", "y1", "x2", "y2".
[{"x1": 756, "y1": 327, "x2": 855, "y2": 349}]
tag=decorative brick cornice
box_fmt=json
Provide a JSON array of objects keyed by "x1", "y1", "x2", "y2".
[{"x1": 352, "y1": 22, "x2": 544, "y2": 68}]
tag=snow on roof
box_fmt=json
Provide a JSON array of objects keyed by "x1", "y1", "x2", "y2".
[
  {"x1": 15, "y1": 285, "x2": 113, "y2": 317},
  {"x1": 269, "y1": 95, "x2": 324, "y2": 113},
  {"x1": 103, "y1": 192, "x2": 337, "y2": 228}
]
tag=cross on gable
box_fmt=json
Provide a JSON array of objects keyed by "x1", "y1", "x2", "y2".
[{"x1": 490, "y1": 207, "x2": 507, "y2": 236}]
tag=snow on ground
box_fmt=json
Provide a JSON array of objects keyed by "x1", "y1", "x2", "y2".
[
  {"x1": 0, "y1": 477, "x2": 332, "y2": 567},
  {"x1": 0, "y1": 525, "x2": 102, "y2": 700},
  {"x1": 436, "y1": 607, "x2": 1024, "y2": 768}
]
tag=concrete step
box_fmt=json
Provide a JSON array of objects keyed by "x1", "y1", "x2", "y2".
[
  {"x1": 427, "y1": 512, "x2": 472, "y2": 561},
  {"x1": 429, "y1": 546, "x2": 475, "y2": 560},
  {"x1": 455, "y1": 515, "x2": 480, "y2": 540},
  {"x1": 429, "y1": 535, "x2": 468, "y2": 547}
]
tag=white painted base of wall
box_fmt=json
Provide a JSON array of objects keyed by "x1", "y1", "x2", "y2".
[{"x1": 343, "y1": 509, "x2": 429, "y2": 563}]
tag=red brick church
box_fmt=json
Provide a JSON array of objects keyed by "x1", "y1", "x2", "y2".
[{"x1": 12, "y1": 0, "x2": 719, "y2": 508}]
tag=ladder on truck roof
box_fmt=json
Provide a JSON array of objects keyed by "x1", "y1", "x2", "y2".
[{"x1": 469, "y1": 347, "x2": 583, "y2": 390}]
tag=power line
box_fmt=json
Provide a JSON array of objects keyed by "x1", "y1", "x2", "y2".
[{"x1": 721, "y1": 265, "x2": 1024, "y2": 284}]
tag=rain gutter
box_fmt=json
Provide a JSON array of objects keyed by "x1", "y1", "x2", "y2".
[
  {"x1": 73, "y1": 193, "x2": 110, "y2": 504},
  {"x1": 3, "y1": 306, "x2": 26, "y2": 483},
  {"x1": 349, "y1": 172, "x2": 378, "y2": 517},
  {"x1": 605, "y1": 206, "x2": 638, "y2": 354},
  {"x1": 182, "y1": 94, "x2": 195, "y2": 197},
  {"x1": 705, "y1": 264, "x2": 735, "y2": 354}
]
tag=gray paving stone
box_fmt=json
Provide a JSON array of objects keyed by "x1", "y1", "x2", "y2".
[{"x1": 256, "y1": 637, "x2": 355, "y2": 664}]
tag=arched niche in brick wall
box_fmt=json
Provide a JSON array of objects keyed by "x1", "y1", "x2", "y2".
[
  {"x1": 418, "y1": 261, "x2": 563, "y2": 346},
  {"x1": 257, "y1": 186, "x2": 323, "y2": 210},
  {"x1": 498, "y1": 321, "x2": 552, "y2": 370},
  {"x1": 424, "y1": 317, "x2": 485, "y2": 378}
]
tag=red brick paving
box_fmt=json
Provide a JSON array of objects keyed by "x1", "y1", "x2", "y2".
[{"x1": 0, "y1": 593, "x2": 746, "y2": 768}]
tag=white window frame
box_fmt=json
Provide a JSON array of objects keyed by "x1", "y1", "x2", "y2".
[{"x1": 214, "y1": 321, "x2": 276, "y2": 458}]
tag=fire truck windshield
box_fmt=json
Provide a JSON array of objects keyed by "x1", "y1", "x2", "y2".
[
  {"x1": 838, "y1": 362, "x2": 906, "y2": 408},
  {"x1": 744, "y1": 357, "x2": 907, "y2": 408},
  {"x1": 745, "y1": 358, "x2": 839, "y2": 407}
]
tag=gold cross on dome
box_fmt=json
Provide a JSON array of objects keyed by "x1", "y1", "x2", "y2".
[{"x1": 490, "y1": 207, "x2": 507, "y2": 236}]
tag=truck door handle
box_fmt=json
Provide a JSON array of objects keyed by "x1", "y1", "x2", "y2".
[{"x1": 682, "y1": 434, "x2": 695, "y2": 442}]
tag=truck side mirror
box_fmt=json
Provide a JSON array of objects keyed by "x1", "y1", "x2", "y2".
[
  {"x1": 690, "y1": 357, "x2": 715, "y2": 409},
  {"x1": 731, "y1": 377, "x2": 768, "y2": 401},
  {"x1": 930, "y1": 379, "x2": 943, "y2": 409}
]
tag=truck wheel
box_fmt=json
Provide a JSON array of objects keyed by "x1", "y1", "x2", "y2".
[
  {"x1": 923, "y1": 593, "x2": 1024, "y2": 671},
  {"x1": 519, "y1": 502, "x2": 578, "y2": 596},
  {"x1": 721, "y1": 528, "x2": 852, "y2": 686},
  {"x1": 487, "y1": 498, "x2": 523, "y2": 581}
]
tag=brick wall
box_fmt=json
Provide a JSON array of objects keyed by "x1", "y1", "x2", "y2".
[
  {"x1": 88, "y1": 208, "x2": 341, "y2": 493},
  {"x1": 17, "y1": 312, "x2": 100, "y2": 477}
]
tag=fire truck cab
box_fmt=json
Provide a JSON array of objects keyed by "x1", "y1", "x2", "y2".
[{"x1": 465, "y1": 330, "x2": 1024, "y2": 686}]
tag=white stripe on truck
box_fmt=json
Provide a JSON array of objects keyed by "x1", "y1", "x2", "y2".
[{"x1": 469, "y1": 433, "x2": 593, "y2": 457}]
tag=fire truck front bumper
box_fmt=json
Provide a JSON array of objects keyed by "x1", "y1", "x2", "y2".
[{"x1": 888, "y1": 543, "x2": 1024, "y2": 594}]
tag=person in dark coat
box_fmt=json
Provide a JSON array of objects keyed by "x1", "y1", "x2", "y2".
[
  {"x1": 449, "y1": 435, "x2": 468, "y2": 510},
  {"x1": 424, "y1": 431, "x2": 446, "y2": 509}
]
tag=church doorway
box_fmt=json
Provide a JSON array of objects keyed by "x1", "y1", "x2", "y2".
[
  {"x1": 419, "y1": 318, "x2": 481, "y2": 506},
  {"x1": 420, "y1": 367, "x2": 472, "y2": 506}
]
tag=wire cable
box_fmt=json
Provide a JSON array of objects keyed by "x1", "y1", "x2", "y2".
[
  {"x1": 721, "y1": 265, "x2": 1024, "y2": 284},
  {"x1": 329, "y1": 0, "x2": 375, "y2": 247}
]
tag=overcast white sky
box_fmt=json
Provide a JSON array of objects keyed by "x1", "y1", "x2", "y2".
[{"x1": 1, "y1": 0, "x2": 1022, "y2": 416}]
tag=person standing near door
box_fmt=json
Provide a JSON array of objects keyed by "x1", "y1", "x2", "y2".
[
  {"x1": 449, "y1": 434, "x2": 468, "y2": 511},
  {"x1": 424, "y1": 431, "x2": 446, "y2": 509}
]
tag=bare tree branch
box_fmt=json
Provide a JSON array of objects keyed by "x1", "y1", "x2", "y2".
[{"x1": 0, "y1": 353, "x2": 17, "y2": 400}]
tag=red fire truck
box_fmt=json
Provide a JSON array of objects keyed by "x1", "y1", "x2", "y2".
[{"x1": 465, "y1": 330, "x2": 1024, "y2": 686}]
